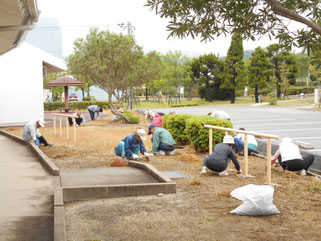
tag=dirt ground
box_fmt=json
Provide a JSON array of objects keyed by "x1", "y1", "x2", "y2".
[{"x1": 4, "y1": 110, "x2": 321, "y2": 241}]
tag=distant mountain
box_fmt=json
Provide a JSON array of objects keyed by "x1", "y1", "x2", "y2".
[{"x1": 219, "y1": 49, "x2": 254, "y2": 61}]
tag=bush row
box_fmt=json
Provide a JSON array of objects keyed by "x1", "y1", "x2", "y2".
[
  {"x1": 44, "y1": 101, "x2": 110, "y2": 111},
  {"x1": 169, "y1": 103, "x2": 200, "y2": 107},
  {"x1": 163, "y1": 114, "x2": 233, "y2": 152}
]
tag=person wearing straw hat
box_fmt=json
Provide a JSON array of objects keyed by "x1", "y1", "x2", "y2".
[
  {"x1": 112, "y1": 108, "x2": 124, "y2": 122},
  {"x1": 22, "y1": 120, "x2": 52, "y2": 146},
  {"x1": 200, "y1": 135, "x2": 242, "y2": 176},
  {"x1": 114, "y1": 129, "x2": 152, "y2": 160}
]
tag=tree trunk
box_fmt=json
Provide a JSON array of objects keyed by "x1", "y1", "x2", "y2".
[
  {"x1": 230, "y1": 72, "x2": 236, "y2": 104},
  {"x1": 255, "y1": 84, "x2": 259, "y2": 103},
  {"x1": 108, "y1": 94, "x2": 133, "y2": 123},
  {"x1": 146, "y1": 88, "x2": 148, "y2": 101}
]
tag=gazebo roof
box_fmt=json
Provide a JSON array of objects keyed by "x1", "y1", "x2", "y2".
[{"x1": 47, "y1": 76, "x2": 84, "y2": 86}]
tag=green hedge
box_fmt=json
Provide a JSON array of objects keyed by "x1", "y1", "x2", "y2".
[
  {"x1": 163, "y1": 113, "x2": 233, "y2": 152},
  {"x1": 185, "y1": 115, "x2": 233, "y2": 152},
  {"x1": 44, "y1": 101, "x2": 109, "y2": 111},
  {"x1": 286, "y1": 86, "x2": 315, "y2": 95},
  {"x1": 169, "y1": 103, "x2": 200, "y2": 107},
  {"x1": 162, "y1": 114, "x2": 192, "y2": 143}
]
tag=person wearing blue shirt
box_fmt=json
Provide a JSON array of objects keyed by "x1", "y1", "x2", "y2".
[{"x1": 114, "y1": 129, "x2": 152, "y2": 160}]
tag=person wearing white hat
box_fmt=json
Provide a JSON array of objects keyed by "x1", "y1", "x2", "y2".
[
  {"x1": 200, "y1": 135, "x2": 242, "y2": 176},
  {"x1": 208, "y1": 110, "x2": 230, "y2": 121},
  {"x1": 271, "y1": 137, "x2": 314, "y2": 176},
  {"x1": 114, "y1": 129, "x2": 152, "y2": 160},
  {"x1": 22, "y1": 120, "x2": 52, "y2": 146}
]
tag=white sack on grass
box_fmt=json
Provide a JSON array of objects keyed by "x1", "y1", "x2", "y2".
[{"x1": 230, "y1": 184, "x2": 280, "y2": 216}]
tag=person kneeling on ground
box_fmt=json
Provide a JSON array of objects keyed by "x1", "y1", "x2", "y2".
[
  {"x1": 87, "y1": 105, "x2": 103, "y2": 121},
  {"x1": 22, "y1": 120, "x2": 52, "y2": 146},
  {"x1": 114, "y1": 129, "x2": 152, "y2": 160},
  {"x1": 271, "y1": 137, "x2": 314, "y2": 176},
  {"x1": 112, "y1": 108, "x2": 124, "y2": 122},
  {"x1": 68, "y1": 112, "x2": 86, "y2": 126},
  {"x1": 234, "y1": 128, "x2": 257, "y2": 155},
  {"x1": 200, "y1": 135, "x2": 242, "y2": 176},
  {"x1": 148, "y1": 124, "x2": 176, "y2": 155}
]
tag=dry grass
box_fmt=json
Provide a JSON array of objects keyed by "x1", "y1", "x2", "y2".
[{"x1": 4, "y1": 112, "x2": 321, "y2": 241}]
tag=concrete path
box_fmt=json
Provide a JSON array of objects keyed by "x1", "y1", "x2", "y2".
[{"x1": 0, "y1": 135, "x2": 54, "y2": 241}]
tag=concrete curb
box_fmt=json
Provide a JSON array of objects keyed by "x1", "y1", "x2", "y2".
[
  {"x1": 62, "y1": 162, "x2": 176, "y2": 202},
  {"x1": 0, "y1": 130, "x2": 60, "y2": 176}
]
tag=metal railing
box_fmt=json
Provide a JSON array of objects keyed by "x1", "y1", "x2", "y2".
[{"x1": 204, "y1": 125, "x2": 280, "y2": 185}]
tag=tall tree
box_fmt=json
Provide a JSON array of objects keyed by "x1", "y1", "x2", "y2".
[
  {"x1": 67, "y1": 28, "x2": 157, "y2": 123},
  {"x1": 161, "y1": 51, "x2": 192, "y2": 98},
  {"x1": 146, "y1": 0, "x2": 321, "y2": 54},
  {"x1": 223, "y1": 33, "x2": 245, "y2": 103},
  {"x1": 266, "y1": 44, "x2": 298, "y2": 98},
  {"x1": 248, "y1": 47, "x2": 270, "y2": 103},
  {"x1": 43, "y1": 72, "x2": 65, "y2": 101},
  {"x1": 191, "y1": 53, "x2": 226, "y2": 101}
]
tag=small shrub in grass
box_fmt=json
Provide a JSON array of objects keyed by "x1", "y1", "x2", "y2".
[
  {"x1": 268, "y1": 92, "x2": 277, "y2": 105},
  {"x1": 308, "y1": 181, "x2": 321, "y2": 193},
  {"x1": 162, "y1": 114, "x2": 193, "y2": 143},
  {"x1": 120, "y1": 110, "x2": 139, "y2": 124},
  {"x1": 185, "y1": 115, "x2": 233, "y2": 152}
]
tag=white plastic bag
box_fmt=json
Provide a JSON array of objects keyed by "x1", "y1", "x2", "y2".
[{"x1": 230, "y1": 184, "x2": 280, "y2": 216}]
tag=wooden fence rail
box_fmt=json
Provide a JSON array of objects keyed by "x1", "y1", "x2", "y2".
[
  {"x1": 52, "y1": 113, "x2": 78, "y2": 141},
  {"x1": 204, "y1": 125, "x2": 280, "y2": 185}
]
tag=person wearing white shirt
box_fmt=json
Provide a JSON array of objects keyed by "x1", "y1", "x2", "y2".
[
  {"x1": 271, "y1": 137, "x2": 314, "y2": 176},
  {"x1": 22, "y1": 120, "x2": 52, "y2": 146},
  {"x1": 234, "y1": 128, "x2": 257, "y2": 154},
  {"x1": 208, "y1": 110, "x2": 230, "y2": 120},
  {"x1": 68, "y1": 112, "x2": 86, "y2": 126}
]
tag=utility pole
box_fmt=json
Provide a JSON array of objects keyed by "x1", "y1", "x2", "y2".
[{"x1": 118, "y1": 22, "x2": 135, "y2": 109}]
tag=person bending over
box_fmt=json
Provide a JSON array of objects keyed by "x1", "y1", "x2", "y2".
[
  {"x1": 148, "y1": 124, "x2": 176, "y2": 155},
  {"x1": 271, "y1": 137, "x2": 314, "y2": 176},
  {"x1": 200, "y1": 135, "x2": 242, "y2": 176},
  {"x1": 87, "y1": 105, "x2": 103, "y2": 121},
  {"x1": 114, "y1": 129, "x2": 152, "y2": 160},
  {"x1": 68, "y1": 112, "x2": 86, "y2": 126},
  {"x1": 22, "y1": 120, "x2": 52, "y2": 146}
]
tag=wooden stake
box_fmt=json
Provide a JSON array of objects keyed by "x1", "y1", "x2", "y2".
[
  {"x1": 66, "y1": 117, "x2": 69, "y2": 139},
  {"x1": 209, "y1": 128, "x2": 213, "y2": 154},
  {"x1": 53, "y1": 116, "x2": 56, "y2": 135},
  {"x1": 244, "y1": 134, "x2": 248, "y2": 176},
  {"x1": 267, "y1": 138, "x2": 272, "y2": 185},
  {"x1": 59, "y1": 117, "x2": 62, "y2": 137}
]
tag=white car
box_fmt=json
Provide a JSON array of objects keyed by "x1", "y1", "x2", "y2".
[{"x1": 68, "y1": 93, "x2": 79, "y2": 101}]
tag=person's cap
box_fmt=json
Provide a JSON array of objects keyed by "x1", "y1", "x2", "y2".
[
  {"x1": 38, "y1": 120, "x2": 45, "y2": 127},
  {"x1": 136, "y1": 129, "x2": 146, "y2": 140},
  {"x1": 223, "y1": 135, "x2": 234, "y2": 144},
  {"x1": 148, "y1": 124, "x2": 156, "y2": 135},
  {"x1": 119, "y1": 108, "x2": 124, "y2": 113}
]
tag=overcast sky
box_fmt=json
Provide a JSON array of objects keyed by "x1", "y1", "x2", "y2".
[{"x1": 37, "y1": 0, "x2": 284, "y2": 58}]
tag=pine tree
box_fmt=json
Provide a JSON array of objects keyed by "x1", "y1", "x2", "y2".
[
  {"x1": 223, "y1": 33, "x2": 245, "y2": 103},
  {"x1": 248, "y1": 47, "x2": 270, "y2": 103}
]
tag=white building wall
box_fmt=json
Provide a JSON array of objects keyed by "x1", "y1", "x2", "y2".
[{"x1": 0, "y1": 43, "x2": 65, "y2": 125}]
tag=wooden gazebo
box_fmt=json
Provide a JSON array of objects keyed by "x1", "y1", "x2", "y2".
[{"x1": 47, "y1": 76, "x2": 84, "y2": 112}]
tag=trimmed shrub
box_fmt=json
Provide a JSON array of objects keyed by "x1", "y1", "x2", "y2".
[
  {"x1": 162, "y1": 114, "x2": 193, "y2": 143},
  {"x1": 286, "y1": 86, "x2": 315, "y2": 95},
  {"x1": 185, "y1": 115, "x2": 233, "y2": 152},
  {"x1": 44, "y1": 101, "x2": 109, "y2": 111},
  {"x1": 170, "y1": 103, "x2": 200, "y2": 107}
]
